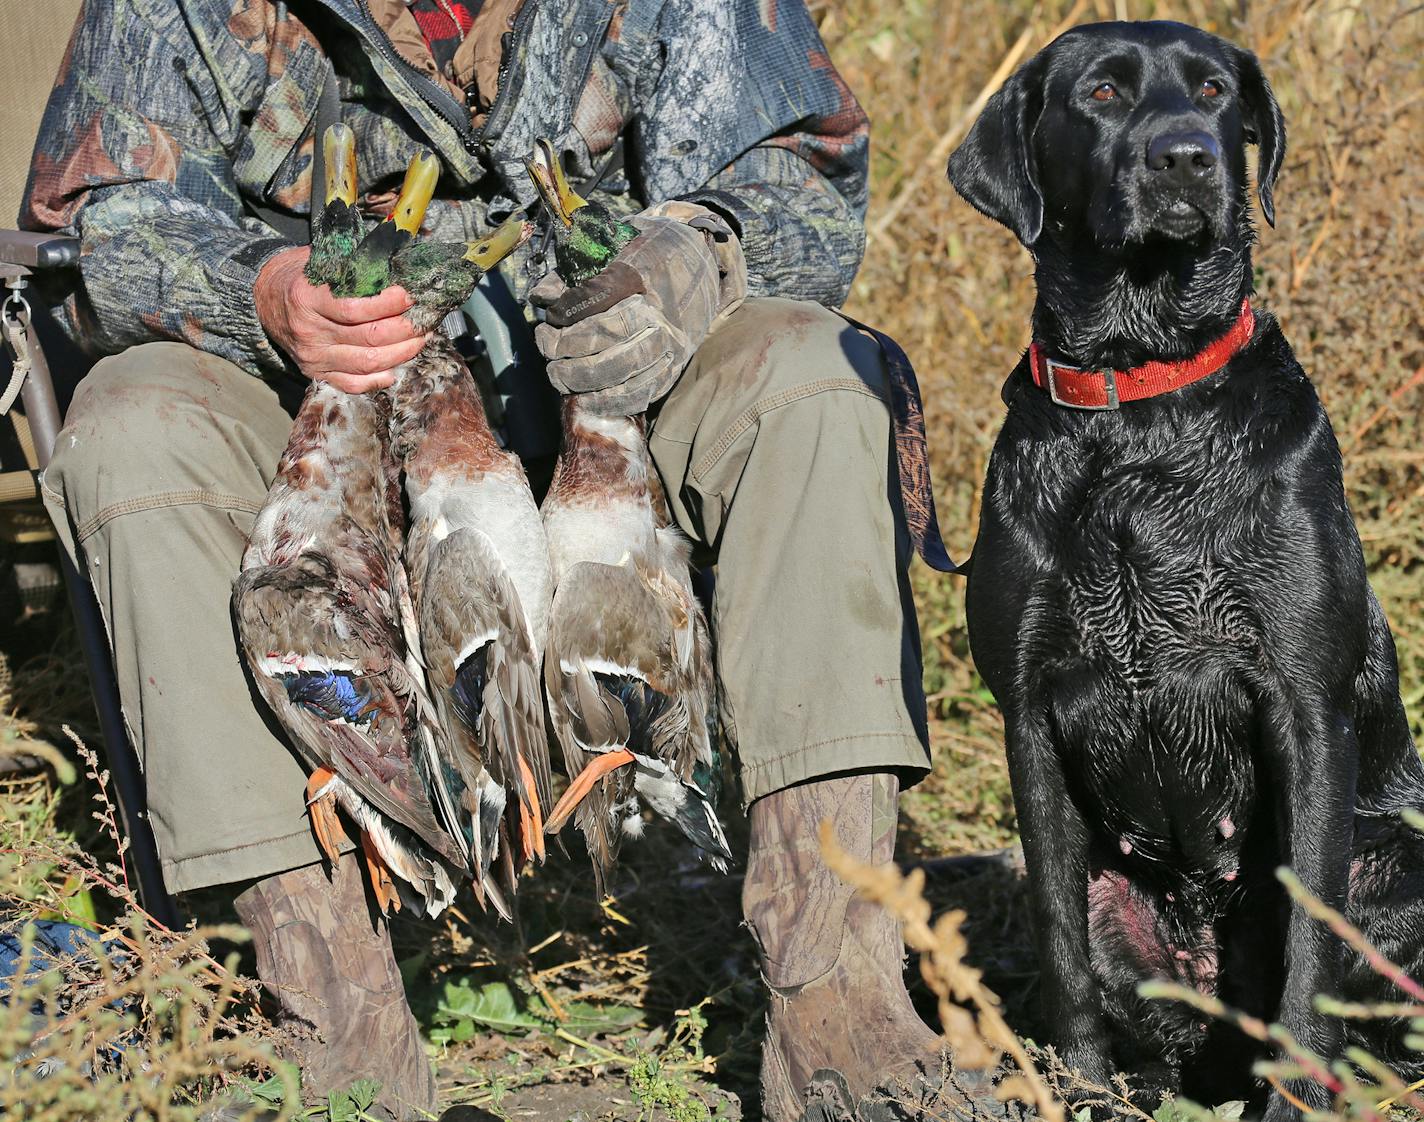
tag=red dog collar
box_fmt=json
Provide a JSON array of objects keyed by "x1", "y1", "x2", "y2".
[{"x1": 1029, "y1": 300, "x2": 1256, "y2": 410}]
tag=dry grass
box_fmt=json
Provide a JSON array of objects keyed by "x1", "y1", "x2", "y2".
[
  {"x1": 827, "y1": 816, "x2": 1424, "y2": 1122},
  {"x1": 0, "y1": 660, "x2": 291, "y2": 1121}
]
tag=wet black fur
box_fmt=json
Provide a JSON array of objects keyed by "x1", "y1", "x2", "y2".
[{"x1": 948, "y1": 21, "x2": 1424, "y2": 1117}]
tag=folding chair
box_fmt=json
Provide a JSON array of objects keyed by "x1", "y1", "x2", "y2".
[{"x1": 0, "y1": 3, "x2": 180, "y2": 928}]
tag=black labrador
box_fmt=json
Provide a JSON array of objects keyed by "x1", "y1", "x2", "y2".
[{"x1": 947, "y1": 20, "x2": 1424, "y2": 1118}]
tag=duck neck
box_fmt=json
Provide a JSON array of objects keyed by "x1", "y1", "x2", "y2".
[
  {"x1": 386, "y1": 339, "x2": 502, "y2": 490},
  {"x1": 552, "y1": 398, "x2": 651, "y2": 504}
]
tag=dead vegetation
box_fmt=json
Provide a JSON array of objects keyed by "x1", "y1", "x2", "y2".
[{"x1": 0, "y1": 0, "x2": 1421, "y2": 1118}]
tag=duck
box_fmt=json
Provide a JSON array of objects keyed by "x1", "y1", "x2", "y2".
[
  {"x1": 235, "y1": 128, "x2": 540, "y2": 918},
  {"x1": 376, "y1": 157, "x2": 554, "y2": 918},
  {"x1": 524, "y1": 139, "x2": 732, "y2": 894}
]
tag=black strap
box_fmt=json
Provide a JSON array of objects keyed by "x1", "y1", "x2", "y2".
[
  {"x1": 834, "y1": 311, "x2": 961, "y2": 574},
  {"x1": 308, "y1": 64, "x2": 342, "y2": 240},
  {"x1": 246, "y1": 63, "x2": 340, "y2": 245},
  {"x1": 575, "y1": 137, "x2": 625, "y2": 197}
]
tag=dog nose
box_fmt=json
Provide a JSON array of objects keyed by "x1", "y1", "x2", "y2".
[{"x1": 1145, "y1": 132, "x2": 1220, "y2": 181}]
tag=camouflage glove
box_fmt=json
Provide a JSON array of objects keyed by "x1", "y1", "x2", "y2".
[{"x1": 530, "y1": 200, "x2": 747, "y2": 416}]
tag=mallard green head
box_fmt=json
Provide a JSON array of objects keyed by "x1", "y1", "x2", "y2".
[
  {"x1": 310, "y1": 145, "x2": 530, "y2": 324},
  {"x1": 524, "y1": 138, "x2": 638, "y2": 286},
  {"x1": 389, "y1": 217, "x2": 534, "y2": 331},
  {"x1": 306, "y1": 124, "x2": 365, "y2": 288},
  {"x1": 335, "y1": 150, "x2": 441, "y2": 299}
]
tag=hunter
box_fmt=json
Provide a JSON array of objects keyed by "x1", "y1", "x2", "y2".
[{"x1": 22, "y1": 2, "x2": 987, "y2": 1119}]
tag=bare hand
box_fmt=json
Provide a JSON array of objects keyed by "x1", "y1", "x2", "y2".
[{"x1": 254, "y1": 246, "x2": 427, "y2": 393}]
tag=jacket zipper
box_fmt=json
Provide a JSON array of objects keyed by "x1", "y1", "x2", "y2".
[
  {"x1": 348, "y1": 0, "x2": 540, "y2": 158},
  {"x1": 477, "y1": 0, "x2": 540, "y2": 147}
]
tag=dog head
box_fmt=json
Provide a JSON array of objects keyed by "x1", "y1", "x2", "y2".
[{"x1": 948, "y1": 21, "x2": 1284, "y2": 252}]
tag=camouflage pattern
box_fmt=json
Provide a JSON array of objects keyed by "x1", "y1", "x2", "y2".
[
  {"x1": 20, "y1": 0, "x2": 870, "y2": 377},
  {"x1": 532, "y1": 202, "x2": 748, "y2": 416},
  {"x1": 234, "y1": 858, "x2": 436, "y2": 1118},
  {"x1": 744, "y1": 774, "x2": 1018, "y2": 1122}
]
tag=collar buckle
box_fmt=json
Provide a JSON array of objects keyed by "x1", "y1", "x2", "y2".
[{"x1": 1045, "y1": 357, "x2": 1120, "y2": 411}]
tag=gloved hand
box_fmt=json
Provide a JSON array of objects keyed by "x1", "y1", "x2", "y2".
[{"x1": 530, "y1": 200, "x2": 747, "y2": 415}]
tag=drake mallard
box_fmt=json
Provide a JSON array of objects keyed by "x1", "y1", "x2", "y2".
[
  {"x1": 235, "y1": 127, "x2": 541, "y2": 918},
  {"x1": 378, "y1": 156, "x2": 553, "y2": 919},
  {"x1": 524, "y1": 140, "x2": 732, "y2": 893}
]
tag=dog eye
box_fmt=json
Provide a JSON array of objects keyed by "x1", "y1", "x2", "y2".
[
  {"x1": 1091, "y1": 82, "x2": 1118, "y2": 101},
  {"x1": 1201, "y1": 79, "x2": 1224, "y2": 98}
]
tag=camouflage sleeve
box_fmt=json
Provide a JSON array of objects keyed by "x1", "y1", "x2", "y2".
[
  {"x1": 680, "y1": 140, "x2": 869, "y2": 308},
  {"x1": 624, "y1": 0, "x2": 871, "y2": 308},
  {"x1": 20, "y1": 0, "x2": 292, "y2": 375}
]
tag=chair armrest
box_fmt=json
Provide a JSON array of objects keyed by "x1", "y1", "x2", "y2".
[{"x1": 0, "y1": 230, "x2": 80, "y2": 270}]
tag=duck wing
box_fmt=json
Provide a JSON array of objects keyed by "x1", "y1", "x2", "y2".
[
  {"x1": 393, "y1": 340, "x2": 555, "y2": 916},
  {"x1": 415, "y1": 521, "x2": 552, "y2": 906},
  {"x1": 543, "y1": 555, "x2": 730, "y2": 893},
  {"x1": 234, "y1": 552, "x2": 462, "y2": 870}
]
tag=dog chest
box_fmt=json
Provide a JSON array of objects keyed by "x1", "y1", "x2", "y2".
[
  {"x1": 1044, "y1": 606, "x2": 1260, "y2": 888},
  {"x1": 981, "y1": 439, "x2": 1286, "y2": 891}
]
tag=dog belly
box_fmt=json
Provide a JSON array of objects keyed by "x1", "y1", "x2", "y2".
[
  {"x1": 1047, "y1": 655, "x2": 1259, "y2": 892},
  {"x1": 1087, "y1": 867, "x2": 1219, "y2": 1071},
  {"x1": 1050, "y1": 651, "x2": 1268, "y2": 1073}
]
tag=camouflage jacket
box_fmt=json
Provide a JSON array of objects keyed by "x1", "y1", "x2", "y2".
[{"x1": 20, "y1": 0, "x2": 870, "y2": 378}]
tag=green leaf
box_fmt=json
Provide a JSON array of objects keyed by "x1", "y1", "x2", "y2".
[
  {"x1": 433, "y1": 976, "x2": 640, "y2": 1042},
  {"x1": 236, "y1": 1074, "x2": 290, "y2": 1107},
  {"x1": 1073, "y1": 1109, "x2": 1093, "y2": 1122},
  {"x1": 348, "y1": 1079, "x2": 381, "y2": 1111},
  {"x1": 535, "y1": 999, "x2": 641, "y2": 1036},
  {"x1": 326, "y1": 1088, "x2": 356, "y2": 1122},
  {"x1": 1215, "y1": 1102, "x2": 1246, "y2": 1120},
  {"x1": 1153, "y1": 1100, "x2": 1187, "y2": 1122},
  {"x1": 435, "y1": 980, "x2": 544, "y2": 1035}
]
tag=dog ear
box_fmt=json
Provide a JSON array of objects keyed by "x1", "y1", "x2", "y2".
[
  {"x1": 1235, "y1": 48, "x2": 1286, "y2": 227},
  {"x1": 947, "y1": 63, "x2": 1044, "y2": 247}
]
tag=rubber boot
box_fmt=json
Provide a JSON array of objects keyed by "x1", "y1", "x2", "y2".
[
  {"x1": 235, "y1": 859, "x2": 437, "y2": 1121},
  {"x1": 745, "y1": 773, "x2": 1013, "y2": 1122}
]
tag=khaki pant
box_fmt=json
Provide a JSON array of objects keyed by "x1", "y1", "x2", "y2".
[{"x1": 41, "y1": 297, "x2": 930, "y2": 893}]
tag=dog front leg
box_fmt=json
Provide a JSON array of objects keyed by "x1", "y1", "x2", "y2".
[
  {"x1": 1261, "y1": 691, "x2": 1357, "y2": 1121},
  {"x1": 1005, "y1": 703, "x2": 1112, "y2": 1087}
]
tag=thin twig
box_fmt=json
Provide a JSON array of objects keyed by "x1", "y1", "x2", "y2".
[
  {"x1": 1139, "y1": 981, "x2": 1345, "y2": 1098},
  {"x1": 1375, "y1": 1073, "x2": 1424, "y2": 1111},
  {"x1": 1344, "y1": 364, "x2": 1424, "y2": 451},
  {"x1": 820, "y1": 821, "x2": 1065, "y2": 1122},
  {"x1": 1277, "y1": 867, "x2": 1424, "y2": 1003}
]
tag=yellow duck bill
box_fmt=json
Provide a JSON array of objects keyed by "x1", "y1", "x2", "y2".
[
  {"x1": 322, "y1": 123, "x2": 358, "y2": 207},
  {"x1": 464, "y1": 216, "x2": 535, "y2": 269},
  {"x1": 391, "y1": 150, "x2": 441, "y2": 234},
  {"x1": 524, "y1": 138, "x2": 587, "y2": 227}
]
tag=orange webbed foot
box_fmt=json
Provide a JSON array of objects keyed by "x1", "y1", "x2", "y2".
[
  {"x1": 544, "y1": 748, "x2": 636, "y2": 834},
  {"x1": 360, "y1": 830, "x2": 401, "y2": 915},
  {"x1": 515, "y1": 753, "x2": 546, "y2": 864},
  {"x1": 305, "y1": 767, "x2": 350, "y2": 865}
]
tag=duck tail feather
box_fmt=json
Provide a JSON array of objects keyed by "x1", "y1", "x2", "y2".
[
  {"x1": 470, "y1": 770, "x2": 505, "y2": 880},
  {"x1": 426, "y1": 528, "x2": 554, "y2": 824},
  {"x1": 484, "y1": 875, "x2": 514, "y2": 924},
  {"x1": 574, "y1": 786, "x2": 620, "y2": 900}
]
